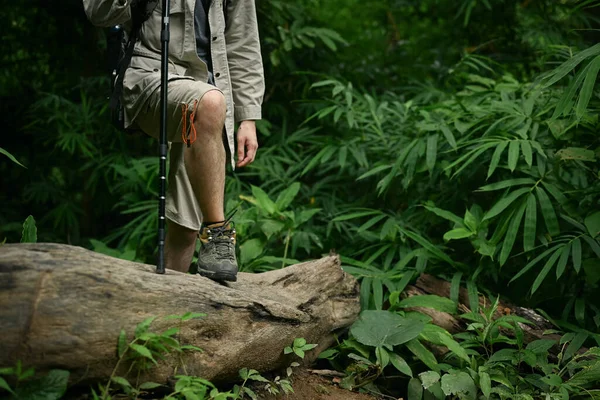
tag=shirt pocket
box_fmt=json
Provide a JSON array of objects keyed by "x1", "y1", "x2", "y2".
[{"x1": 141, "y1": 0, "x2": 186, "y2": 59}]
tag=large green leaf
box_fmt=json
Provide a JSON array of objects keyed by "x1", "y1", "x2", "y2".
[
  {"x1": 408, "y1": 377, "x2": 424, "y2": 400},
  {"x1": 21, "y1": 215, "x2": 37, "y2": 244},
  {"x1": 406, "y1": 339, "x2": 439, "y2": 371},
  {"x1": 239, "y1": 239, "x2": 265, "y2": 265},
  {"x1": 420, "y1": 324, "x2": 469, "y2": 362},
  {"x1": 12, "y1": 370, "x2": 70, "y2": 400},
  {"x1": 350, "y1": 311, "x2": 425, "y2": 350},
  {"x1": 390, "y1": 353, "x2": 413, "y2": 377},
  {"x1": 441, "y1": 370, "x2": 477, "y2": 400},
  {"x1": 251, "y1": 185, "x2": 276, "y2": 214},
  {"x1": 275, "y1": 182, "x2": 301, "y2": 210}
]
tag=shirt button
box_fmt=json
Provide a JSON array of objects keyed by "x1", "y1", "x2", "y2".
[
  {"x1": 215, "y1": 72, "x2": 221, "y2": 77},
  {"x1": 212, "y1": 36, "x2": 217, "y2": 41},
  {"x1": 153, "y1": 68, "x2": 158, "y2": 72}
]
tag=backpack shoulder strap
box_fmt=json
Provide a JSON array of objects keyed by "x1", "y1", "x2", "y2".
[{"x1": 109, "y1": 0, "x2": 158, "y2": 115}]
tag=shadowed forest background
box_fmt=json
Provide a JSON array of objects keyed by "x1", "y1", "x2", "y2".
[{"x1": 2, "y1": 0, "x2": 600, "y2": 398}]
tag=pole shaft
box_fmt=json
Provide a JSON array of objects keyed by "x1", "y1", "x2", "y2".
[{"x1": 157, "y1": 0, "x2": 170, "y2": 274}]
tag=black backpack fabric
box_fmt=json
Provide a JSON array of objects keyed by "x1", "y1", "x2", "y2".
[{"x1": 108, "y1": 0, "x2": 158, "y2": 131}]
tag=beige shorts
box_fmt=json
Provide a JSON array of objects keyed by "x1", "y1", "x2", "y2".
[{"x1": 134, "y1": 78, "x2": 223, "y2": 232}]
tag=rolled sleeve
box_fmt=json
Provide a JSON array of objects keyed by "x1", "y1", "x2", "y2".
[
  {"x1": 83, "y1": 0, "x2": 131, "y2": 27},
  {"x1": 235, "y1": 105, "x2": 262, "y2": 122}
]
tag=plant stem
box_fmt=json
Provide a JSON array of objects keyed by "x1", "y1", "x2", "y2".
[{"x1": 281, "y1": 228, "x2": 291, "y2": 269}]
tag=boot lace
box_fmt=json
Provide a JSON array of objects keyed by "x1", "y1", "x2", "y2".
[{"x1": 204, "y1": 210, "x2": 237, "y2": 260}]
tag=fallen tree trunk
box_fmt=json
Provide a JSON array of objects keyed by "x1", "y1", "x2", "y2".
[
  {"x1": 405, "y1": 274, "x2": 562, "y2": 349},
  {"x1": 0, "y1": 243, "x2": 360, "y2": 384}
]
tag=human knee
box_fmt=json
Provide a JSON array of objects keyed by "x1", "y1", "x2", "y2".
[{"x1": 194, "y1": 90, "x2": 226, "y2": 134}]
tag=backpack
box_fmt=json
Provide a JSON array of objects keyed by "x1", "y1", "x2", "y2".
[
  {"x1": 108, "y1": 0, "x2": 158, "y2": 131},
  {"x1": 107, "y1": 0, "x2": 229, "y2": 131}
]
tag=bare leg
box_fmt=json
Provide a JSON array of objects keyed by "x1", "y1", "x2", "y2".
[
  {"x1": 184, "y1": 90, "x2": 227, "y2": 223},
  {"x1": 164, "y1": 90, "x2": 227, "y2": 272},
  {"x1": 165, "y1": 220, "x2": 197, "y2": 272}
]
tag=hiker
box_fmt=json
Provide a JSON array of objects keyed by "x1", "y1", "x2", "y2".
[{"x1": 83, "y1": 0, "x2": 265, "y2": 281}]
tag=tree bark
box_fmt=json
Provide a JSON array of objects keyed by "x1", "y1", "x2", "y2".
[{"x1": 0, "y1": 243, "x2": 360, "y2": 384}]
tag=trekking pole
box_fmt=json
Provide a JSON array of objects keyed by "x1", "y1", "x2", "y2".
[{"x1": 156, "y1": 0, "x2": 170, "y2": 274}]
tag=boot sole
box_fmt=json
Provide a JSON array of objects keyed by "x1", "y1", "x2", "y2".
[{"x1": 197, "y1": 267, "x2": 238, "y2": 282}]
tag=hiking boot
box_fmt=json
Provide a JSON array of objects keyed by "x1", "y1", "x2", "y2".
[{"x1": 196, "y1": 221, "x2": 238, "y2": 282}]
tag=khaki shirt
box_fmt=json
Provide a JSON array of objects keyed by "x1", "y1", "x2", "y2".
[{"x1": 82, "y1": 0, "x2": 265, "y2": 168}]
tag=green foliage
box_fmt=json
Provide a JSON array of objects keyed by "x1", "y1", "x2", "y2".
[
  {"x1": 0, "y1": 147, "x2": 25, "y2": 168},
  {"x1": 20, "y1": 215, "x2": 37, "y2": 243},
  {"x1": 406, "y1": 297, "x2": 600, "y2": 400},
  {"x1": 0, "y1": 362, "x2": 69, "y2": 400},
  {"x1": 95, "y1": 313, "x2": 205, "y2": 400},
  {"x1": 2, "y1": 1, "x2": 600, "y2": 398},
  {"x1": 283, "y1": 337, "x2": 318, "y2": 359},
  {"x1": 233, "y1": 182, "x2": 321, "y2": 271}
]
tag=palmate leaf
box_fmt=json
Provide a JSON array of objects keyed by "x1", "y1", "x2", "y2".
[
  {"x1": 510, "y1": 245, "x2": 562, "y2": 283},
  {"x1": 541, "y1": 43, "x2": 600, "y2": 88},
  {"x1": 487, "y1": 141, "x2": 507, "y2": 179},
  {"x1": 423, "y1": 205, "x2": 464, "y2": 226},
  {"x1": 451, "y1": 142, "x2": 498, "y2": 178},
  {"x1": 483, "y1": 187, "x2": 530, "y2": 221},
  {"x1": 576, "y1": 54, "x2": 600, "y2": 119},
  {"x1": 531, "y1": 249, "x2": 562, "y2": 294},
  {"x1": 572, "y1": 238, "x2": 582, "y2": 273},
  {"x1": 401, "y1": 228, "x2": 455, "y2": 266},
  {"x1": 499, "y1": 199, "x2": 527, "y2": 266},
  {"x1": 556, "y1": 243, "x2": 572, "y2": 279},
  {"x1": 440, "y1": 124, "x2": 457, "y2": 149},
  {"x1": 508, "y1": 140, "x2": 520, "y2": 172},
  {"x1": 477, "y1": 178, "x2": 536, "y2": 192},
  {"x1": 523, "y1": 193, "x2": 537, "y2": 252},
  {"x1": 521, "y1": 141, "x2": 533, "y2": 167},
  {"x1": 551, "y1": 60, "x2": 591, "y2": 119}
]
